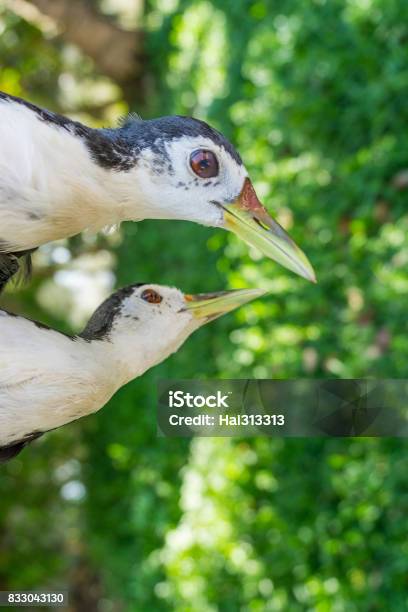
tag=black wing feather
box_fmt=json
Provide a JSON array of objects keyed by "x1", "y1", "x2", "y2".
[
  {"x1": 0, "y1": 432, "x2": 43, "y2": 463},
  {"x1": 0, "y1": 248, "x2": 36, "y2": 293}
]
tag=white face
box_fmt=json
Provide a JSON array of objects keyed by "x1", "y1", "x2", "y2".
[
  {"x1": 90, "y1": 282, "x2": 265, "y2": 382},
  {"x1": 133, "y1": 135, "x2": 248, "y2": 227},
  {"x1": 111, "y1": 284, "x2": 199, "y2": 369},
  {"x1": 115, "y1": 118, "x2": 315, "y2": 282}
]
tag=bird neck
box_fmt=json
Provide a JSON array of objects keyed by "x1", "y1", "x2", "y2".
[
  {"x1": 2, "y1": 96, "x2": 176, "y2": 237},
  {"x1": 47, "y1": 130, "x2": 148, "y2": 229},
  {"x1": 87, "y1": 322, "x2": 197, "y2": 388},
  {"x1": 49, "y1": 128, "x2": 156, "y2": 227},
  {"x1": 99, "y1": 161, "x2": 150, "y2": 224}
]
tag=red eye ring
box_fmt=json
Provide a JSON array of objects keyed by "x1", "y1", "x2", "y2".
[
  {"x1": 189, "y1": 149, "x2": 219, "y2": 179},
  {"x1": 141, "y1": 289, "x2": 162, "y2": 304}
]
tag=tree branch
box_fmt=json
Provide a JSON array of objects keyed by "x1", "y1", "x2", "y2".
[{"x1": 26, "y1": 0, "x2": 144, "y2": 85}]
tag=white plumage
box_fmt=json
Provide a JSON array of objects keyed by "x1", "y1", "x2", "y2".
[
  {"x1": 0, "y1": 94, "x2": 242, "y2": 252},
  {"x1": 0, "y1": 99, "x2": 125, "y2": 250},
  {"x1": 0, "y1": 310, "x2": 111, "y2": 445},
  {"x1": 0, "y1": 91, "x2": 315, "y2": 287},
  {"x1": 0, "y1": 284, "x2": 264, "y2": 460}
]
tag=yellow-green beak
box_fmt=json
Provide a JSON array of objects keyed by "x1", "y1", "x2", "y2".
[
  {"x1": 223, "y1": 178, "x2": 316, "y2": 282},
  {"x1": 183, "y1": 288, "x2": 266, "y2": 323}
]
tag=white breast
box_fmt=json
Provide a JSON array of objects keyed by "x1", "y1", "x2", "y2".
[{"x1": 0, "y1": 312, "x2": 117, "y2": 446}]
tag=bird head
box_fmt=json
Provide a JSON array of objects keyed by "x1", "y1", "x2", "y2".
[
  {"x1": 122, "y1": 116, "x2": 315, "y2": 282},
  {"x1": 81, "y1": 282, "x2": 265, "y2": 379}
]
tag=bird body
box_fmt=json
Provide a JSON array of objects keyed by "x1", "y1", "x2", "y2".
[
  {"x1": 0, "y1": 91, "x2": 237, "y2": 252},
  {"x1": 0, "y1": 283, "x2": 264, "y2": 460},
  {"x1": 0, "y1": 310, "x2": 121, "y2": 447},
  {"x1": 0, "y1": 91, "x2": 315, "y2": 289},
  {"x1": 0, "y1": 93, "x2": 153, "y2": 252}
]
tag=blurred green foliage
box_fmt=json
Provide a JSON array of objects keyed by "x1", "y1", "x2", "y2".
[{"x1": 0, "y1": 0, "x2": 407, "y2": 610}]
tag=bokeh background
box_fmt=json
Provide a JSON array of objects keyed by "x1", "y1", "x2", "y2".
[{"x1": 0, "y1": 0, "x2": 407, "y2": 610}]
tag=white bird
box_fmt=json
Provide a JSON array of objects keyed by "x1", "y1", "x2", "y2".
[
  {"x1": 0, "y1": 283, "x2": 265, "y2": 461},
  {"x1": 0, "y1": 91, "x2": 315, "y2": 290}
]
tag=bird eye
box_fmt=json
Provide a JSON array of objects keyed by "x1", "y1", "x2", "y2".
[
  {"x1": 141, "y1": 289, "x2": 162, "y2": 304},
  {"x1": 189, "y1": 149, "x2": 219, "y2": 179}
]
